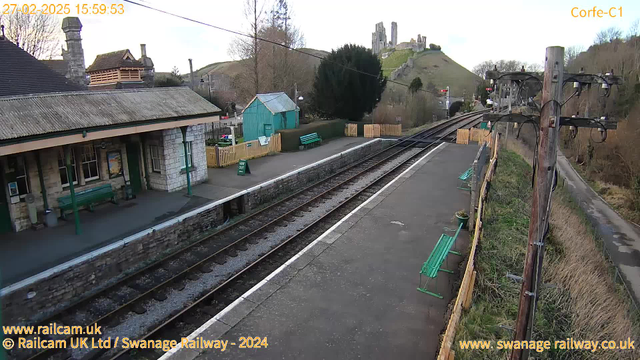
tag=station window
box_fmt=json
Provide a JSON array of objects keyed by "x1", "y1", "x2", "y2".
[
  {"x1": 80, "y1": 144, "x2": 100, "y2": 181},
  {"x1": 178, "y1": 142, "x2": 193, "y2": 169},
  {"x1": 7, "y1": 155, "x2": 30, "y2": 197},
  {"x1": 150, "y1": 145, "x2": 162, "y2": 173},
  {"x1": 58, "y1": 149, "x2": 78, "y2": 187}
]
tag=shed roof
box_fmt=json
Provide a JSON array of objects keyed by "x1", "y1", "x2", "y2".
[
  {"x1": 245, "y1": 92, "x2": 297, "y2": 115},
  {"x1": 0, "y1": 38, "x2": 82, "y2": 97},
  {"x1": 41, "y1": 60, "x2": 69, "y2": 76},
  {"x1": 0, "y1": 87, "x2": 221, "y2": 141},
  {"x1": 86, "y1": 49, "x2": 144, "y2": 72}
]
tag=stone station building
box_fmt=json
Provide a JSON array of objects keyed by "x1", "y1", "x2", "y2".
[{"x1": 0, "y1": 88, "x2": 220, "y2": 233}]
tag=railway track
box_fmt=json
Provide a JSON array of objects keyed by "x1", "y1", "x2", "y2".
[{"x1": 7, "y1": 111, "x2": 484, "y2": 360}]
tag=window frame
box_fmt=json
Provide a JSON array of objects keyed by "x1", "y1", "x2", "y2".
[
  {"x1": 80, "y1": 144, "x2": 100, "y2": 182},
  {"x1": 149, "y1": 145, "x2": 162, "y2": 173},
  {"x1": 58, "y1": 148, "x2": 78, "y2": 188},
  {"x1": 178, "y1": 141, "x2": 193, "y2": 169}
]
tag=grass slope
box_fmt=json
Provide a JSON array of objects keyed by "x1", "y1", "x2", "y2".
[
  {"x1": 454, "y1": 148, "x2": 639, "y2": 359},
  {"x1": 384, "y1": 50, "x2": 482, "y2": 101},
  {"x1": 381, "y1": 49, "x2": 414, "y2": 77}
]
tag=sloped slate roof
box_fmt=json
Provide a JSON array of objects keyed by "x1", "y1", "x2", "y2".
[
  {"x1": 245, "y1": 92, "x2": 297, "y2": 115},
  {"x1": 0, "y1": 87, "x2": 221, "y2": 141},
  {"x1": 41, "y1": 60, "x2": 69, "y2": 76},
  {"x1": 0, "y1": 39, "x2": 82, "y2": 97},
  {"x1": 86, "y1": 49, "x2": 144, "y2": 72}
]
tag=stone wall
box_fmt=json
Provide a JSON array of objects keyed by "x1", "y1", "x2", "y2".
[{"x1": 1, "y1": 139, "x2": 393, "y2": 325}]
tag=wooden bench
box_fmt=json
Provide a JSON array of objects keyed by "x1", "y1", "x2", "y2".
[
  {"x1": 58, "y1": 184, "x2": 117, "y2": 220},
  {"x1": 458, "y1": 167, "x2": 474, "y2": 191},
  {"x1": 299, "y1": 133, "x2": 322, "y2": 149},
  {"x1": 417, "y1": 223, "x2": 463, "y2": 298}
]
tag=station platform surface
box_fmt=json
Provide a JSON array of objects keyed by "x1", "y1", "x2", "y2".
[
  {"x1": 167, "y1": 143, "x2": 480, "y2": 360},
  {"x1": 0, "y1": 137, "x2": 370, "y2": 288}
]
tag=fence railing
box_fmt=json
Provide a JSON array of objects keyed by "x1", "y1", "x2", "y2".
[
  {"x1": 437, "y1": 132, "x2": 500, "y2": 360},
  {"x1": 206, "y1": 133, "x2": 281, "y2": 168},
  {"x1": 345, "y1": 123, "x2": 358, "y2": 137},
  {"x1": 456, "y1": 128, "x2": 491, "y2": 145},
  {"x1": 362, "y1": 124, "x2": 402, "y2": 138}
]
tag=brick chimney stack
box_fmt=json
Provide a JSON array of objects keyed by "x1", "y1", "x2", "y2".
[
  {"x1": 61, "y1": 17, "x2": 87, "y2": 88},
  {"x1": 139, "y1": 44, "x2": 155, "y2": 87}
]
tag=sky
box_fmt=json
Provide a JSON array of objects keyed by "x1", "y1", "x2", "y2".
[{"x1": 28, "y1": 0, "x2": 640, "y2": 74}]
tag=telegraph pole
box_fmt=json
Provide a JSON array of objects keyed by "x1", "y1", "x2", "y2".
[{"x1": 510, "y1": 46, "x2": 564, "y2": 360}]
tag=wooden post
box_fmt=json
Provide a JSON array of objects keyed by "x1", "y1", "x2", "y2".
[
  {"x1": 510, "y1": 46, "x2": 563, "y2": 360},
  {"x1": 35, "y1": 150, "x2": 48, "y2": 210},
  {"x1": 464, "y1": 270, "x2": 477, "y2": 310}
]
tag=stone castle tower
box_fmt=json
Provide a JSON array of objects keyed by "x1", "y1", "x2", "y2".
[
  {"x1": 391, "y1": 22, "x2": 398, "y2": 47},
  {"x1": 61, "y1": 17, "x2": 87, "y2": 88},
  {"x1": 371, "y1": 22, "x2": 387, "y2": 55}
]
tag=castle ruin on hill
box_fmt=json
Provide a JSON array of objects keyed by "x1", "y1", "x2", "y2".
[{"x1": 371, "y1": 22, "x2": 426, "y2": 55}]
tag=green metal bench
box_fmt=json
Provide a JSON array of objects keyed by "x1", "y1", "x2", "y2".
[
  {"x1": 417, "y1": 223, "x2": 464, "y2": 298},
  {"x1": 299, "y1": 133, "x2": 322, "y2": 148},
  {"x1": 458, "y1": 167, "x2": 474, "y2": 191},
  {"x1": 58, "y1": 184, "x2": 117, "y2": 220}
]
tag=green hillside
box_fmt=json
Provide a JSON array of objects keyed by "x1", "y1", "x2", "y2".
[
  {"x1": 381, "y1": 49, "x2": 414, "y2": 77},
  {"x1": 385, "y1": 50, "x2": 482, "y2": 99}
]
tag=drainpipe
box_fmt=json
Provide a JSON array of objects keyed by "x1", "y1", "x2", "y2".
[
  {"x1": 181, "y1": 126, "x2": 192, "y2": 196},
  {"x1": 65, "y1": 145, "x2": 81, "y2": 235},
  {"x1": 35, "y1": 151, "x2": 48, "y2": 210}
]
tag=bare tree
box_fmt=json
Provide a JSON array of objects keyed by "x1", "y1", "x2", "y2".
[
  {"x1": 472, "y1": 60, "x2": 494, "y2": 78},
  {"x1": 627, "y1": 19, "x2": 639, "y2": 40},
  {"x1": 228, "y1": 0, "x2": 266, "y2": 96},
  {"x1": 0, "y1": 12, "x2": 60, "y2": 59},
  {"x1": 564, "y1": 45, "x2": 584, "y2": 67},
  {"x1": 594, "y1": 26, "x2": 622, "y2": 44}
]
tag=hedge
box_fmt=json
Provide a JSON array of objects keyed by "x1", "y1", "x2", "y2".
[{"x1": 277, "y1": 119, "x2": 346, "y2": 151}]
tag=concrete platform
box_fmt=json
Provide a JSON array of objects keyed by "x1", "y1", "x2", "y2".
[
  {"x1": 0, "y1": 137, "x2": 371, "y2": 287},
  {"x1": 164, "y1": 143, "x2": 480, "y2": 360}
]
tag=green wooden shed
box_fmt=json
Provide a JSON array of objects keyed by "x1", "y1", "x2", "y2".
[{"x1": 242, "y1": 92, "x2": 299, "y2": 141}]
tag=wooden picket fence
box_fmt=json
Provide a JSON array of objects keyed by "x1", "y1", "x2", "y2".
[
  {"x1": 206, "y1": 133, "x2": 281, "y2": 168},
  {"x1": 345, "y1": 123, "x2": 358, "y2": 137},
  {"x1": 456, "y1": 129, "x2": 470, "y2": 144},
  {"x1": 437, "y1": 133, "x2": 500, "y2": 360},
  {"x1": 380, "y1": 124, "x2": 402, "y2": 136},
  {"x1": 470, "y1": 128, "x2": 491, "y2": 144},
  {"x1": 456, "y1": 128, "x2": 491, "y2": 145},
  {"x1": 364, "y1": 124, "x2": 381, "y2": 138}
]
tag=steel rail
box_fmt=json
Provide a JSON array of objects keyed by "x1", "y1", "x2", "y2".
[
  {"x1": 106, "y1": 113, "x2": 484, "y2": 360},
  {"x1": 15, "y1": 111, "x2": 483, "y2": 360}
]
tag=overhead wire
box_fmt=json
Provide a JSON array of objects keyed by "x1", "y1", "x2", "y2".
[{"x1": 122, "y1": 0, "x2": 439, "y2": 95}]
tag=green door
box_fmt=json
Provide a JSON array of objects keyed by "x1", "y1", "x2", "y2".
[
  {"x1": 0, "y1": 164, "x2": 13, "y2": 233},
  {"x1": 126, "y1": 143, "x2": 143, "y2": 194}
]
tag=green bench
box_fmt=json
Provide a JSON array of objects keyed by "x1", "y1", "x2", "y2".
[
  {"x1": 458, "y1": 167, "x2": 474, "y2": 191},
  {"x1": 299, "y1": 133, "x2": 322, "y2": 149},
  {"x1": 57, "y1": 184, "x2": 117, "y2": 220},
  {"x1": 417, "y1": 223, "x2": 464, "y2": 298}
]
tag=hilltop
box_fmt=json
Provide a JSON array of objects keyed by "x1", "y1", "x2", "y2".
[{"x1": 383, "y1": 50, "x2": 483, "y2": 98}]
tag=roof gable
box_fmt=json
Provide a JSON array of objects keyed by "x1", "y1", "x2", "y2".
[
  {"x1": 244, "y1": 92, "x2": 297, "y2": 115},
  {"x1": 86, "y1": 49, "x2": 144, "y2": 72},
  {"x1": 0, "y1": 39, "x2": 82, "y2": 97}
]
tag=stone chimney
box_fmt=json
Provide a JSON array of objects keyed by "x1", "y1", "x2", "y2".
[
  {"x1": 139, "y1": 44, "x2": 155, "y2": 87},
  {"x1": 61, "y1": 17, "x2": 87, "y2": 88}
]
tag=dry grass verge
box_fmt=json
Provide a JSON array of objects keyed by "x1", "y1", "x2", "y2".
[{"x1": 455, "y1": 143, "x2": 639, "y2": 359}]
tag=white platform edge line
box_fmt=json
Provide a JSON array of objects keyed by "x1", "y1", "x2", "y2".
[
  {"x1": 157, "y1": 142, "x2": 446, "y2": 360},
  {"x1": 1, "y1": 139, "x2": 387, "y2": 297}
]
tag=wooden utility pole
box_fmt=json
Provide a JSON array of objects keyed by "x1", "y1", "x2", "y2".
[{"x1": 510, "y1": 46, "x2": 564, "y2": 360}]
